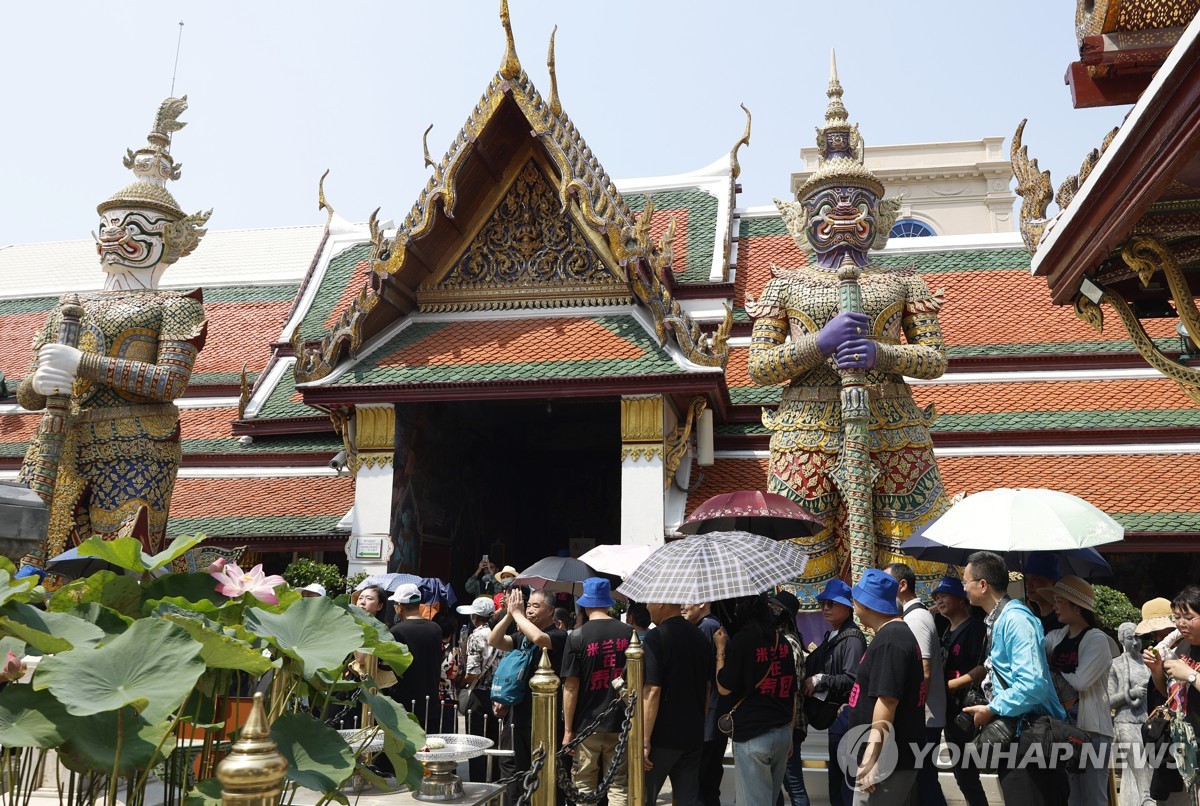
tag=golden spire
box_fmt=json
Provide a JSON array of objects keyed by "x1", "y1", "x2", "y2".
[
  {"x1": 499, "y1": 0, "x2": 520, "y2": 79},
  {"x1": 547, "y1": 25, "x2": 561, "y2": 117},
  {"x1": 317, "y1": 169, "x2": 333, "y2": 219}
]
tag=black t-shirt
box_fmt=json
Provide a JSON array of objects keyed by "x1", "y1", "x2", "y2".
[
  {"x1": 942, "y1": 618, "x2": 987, "y2": 702},
  {"x1": 389, "y1": 617, "x2": 445, "y2": 716},
  {"x1": 644, "y1": 615, "x2": 712, "y2": 750},
  {"x1": 513, "y1": 627, "x2": 568, "y2": 727},
  {"x1": 1049, "y1": 628, "x2": 1089, "y2": 674},
  {"x1": 561, "y1": 617, "x2": 634, "y2": 732},
  {"x1": 848, "y1": 620, "x2": 925, "y2": 770},
  {"x1": 716, "y1": 629, "x2": 796, "y2": 742}
]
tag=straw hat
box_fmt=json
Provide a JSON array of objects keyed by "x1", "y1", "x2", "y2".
[
  {"x1": 1135, "y1": 597, "x2": 1175, "y2": 635},
  {"x1": 1033, "y1": 575, "x2": 1096, "y2": 613}
]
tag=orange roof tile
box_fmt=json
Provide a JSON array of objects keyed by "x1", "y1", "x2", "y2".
[
  {"x1": 912, "y1": 377, "x2": 1195, "y2": 414},
  {"x1": 378, "y1": 318, "x2": 646, "y2": 368},
  {"x1": 180, "y1": 407, "x2": 240, "y2": 440},
  {"x1": 194, "y1": 301, "x2": 294, "y2": 376},
  {"x1": 0, "y1": 312, "x2": 49, "y2": 379},
  {"x1": 645, "y1": 208, "x2": 690, "y2": 275},
  {"x1": 0, "y1": 411, "x2": 39, "y2": 445},
  {"x1": 169, "y1": 475, "x2": 355, "y2": 518},
  {"x1": 734, "y1": 234, "x2": 808, "y2": 308},
  {"x1": 323, "y1": 258, "x2": 372, "y2": 330},
  {"x1": 685, "y1": 456, "x2": 770, "y2": 514}
]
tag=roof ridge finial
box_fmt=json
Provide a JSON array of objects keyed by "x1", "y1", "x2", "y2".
[
  {"x1": 547, "y1": 25, "x2": 561, "y2": 116},
  {"x1": 499, "y1": 0, "x2": 520, "y2": 79}
]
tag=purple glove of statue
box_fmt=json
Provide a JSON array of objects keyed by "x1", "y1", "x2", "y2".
[
  {"x1": 835, "y1": 338, "x2": 877, "y2": 370},
  {"x1": 816, "y1": 312, "x2": 870, "y2": 357}
]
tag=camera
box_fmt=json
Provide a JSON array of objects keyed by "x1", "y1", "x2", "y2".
[{"x1": 954, "y1": 710, "x2": 977, "y2": 738}]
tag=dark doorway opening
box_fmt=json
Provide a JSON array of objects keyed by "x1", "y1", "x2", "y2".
[{"x1": 394, "y1": 397, "x2": 621, "y2": 589}]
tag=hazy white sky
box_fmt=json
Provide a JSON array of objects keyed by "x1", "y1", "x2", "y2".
[{"x1": 1, "y1": 1, "x2": 1128, "y2": 246}]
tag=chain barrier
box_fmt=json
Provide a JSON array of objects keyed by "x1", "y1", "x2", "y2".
[
  {"x1": 554, "y1": 689, "x2": 637, "y2": 804},
  {"x1": 489, "y1": 743, "x2": 546, "y2": 806}
]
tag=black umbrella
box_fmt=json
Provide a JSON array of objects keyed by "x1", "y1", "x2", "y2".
[
  {"x1": 44, "y1": 546, "x2": 122, "y2": 579},
  {"x1": 898, "y1": 534, "x2": 1113, "y2": 580},
  {"x1": 512, "y1": 556, "x2": 597, "y2": 597}
]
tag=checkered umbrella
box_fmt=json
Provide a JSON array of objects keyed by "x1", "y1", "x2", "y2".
[{"x1": 616, "y1": 531, "x2": 809, "y2": 604}]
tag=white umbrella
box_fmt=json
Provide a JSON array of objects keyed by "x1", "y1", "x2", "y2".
[
  {"x1": 577, "y1": 544, "x2": 655, "y2": 578},
  {"x1": 915, "y1": 488, "x2": 1124, "y2": 552}
]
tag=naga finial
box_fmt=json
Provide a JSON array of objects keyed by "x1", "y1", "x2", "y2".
[
  {"x1": 423, "y1": 124, "x2": 436, "y2": 169},
  {"x1": 1011, "y1": 119, "x2": 1054, "y2": 256},
  {"x1": 318, "y1": 169, "x2": 333, "y2": 218},
  {"x1": 499, "y1": 0, "x2": 521, "y2": 80},
  {"x1": 730, "y1": 104, "x2": 752, "y2": 180},
  {"x1": 547, "y1": 25, "x2": 562, "y2": 117}
]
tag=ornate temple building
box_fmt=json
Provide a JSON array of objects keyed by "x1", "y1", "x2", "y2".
[{"x1": 1, "y1": 2, "x2": 1197, "y2": 603}]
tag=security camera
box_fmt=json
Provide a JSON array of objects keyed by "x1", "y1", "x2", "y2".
[{"x1": 330, "y1": 450, "x2": 348, "y2": 474}]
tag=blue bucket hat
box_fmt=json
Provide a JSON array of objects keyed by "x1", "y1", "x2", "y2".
[
  {"x1": 1025, "y1": 552, "x2": 1061, "y2": 581},
  {"x1": 815, "y1": 578, "x2": 853, "y2": 608},
  {"x1": 576, "y1": 577, "x2": 616, "y2": 609},
  {"x1": 852, "y1": 569, "x2": 899, "y2": 615},
  {"x1": 932, "y1": 576, "x2": 966, "y2": 599}
]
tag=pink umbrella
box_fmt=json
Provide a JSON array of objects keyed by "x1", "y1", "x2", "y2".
[{"x1": 680, "y1": 490, "x2": 824, "y2": 540}]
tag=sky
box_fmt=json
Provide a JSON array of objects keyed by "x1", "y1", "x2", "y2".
[{"x1": 0, "y1": 1, "x2": 1131, "y2": 247}]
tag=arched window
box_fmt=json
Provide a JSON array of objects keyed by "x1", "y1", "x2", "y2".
[{"x1": 890, "y1": 219, "x2": 936, "y2": 238}]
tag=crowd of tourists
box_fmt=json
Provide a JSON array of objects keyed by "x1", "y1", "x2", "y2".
[{"x1": 325, "y1": 552, "x2": 1200, "y2": 806}]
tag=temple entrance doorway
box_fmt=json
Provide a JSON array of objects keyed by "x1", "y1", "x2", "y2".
[{"x1": 394, "y1": 398, "x2": 621, "y2": 589}]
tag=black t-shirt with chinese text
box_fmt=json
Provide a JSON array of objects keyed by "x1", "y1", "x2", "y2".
[
  {"x1": 389, "y1": 617, "x2": 445, "y2": 721},
  {"x1": 715, "y1": 629, "x2": 796, "y2": 742},
  {"x1": 644, "y1": 615, "x2": 712, "y2": 750},
  {"x1": 1049, "y1": 628, "x2": 1089, "y2": 674},
  {"x1": 561, "y1": 617, "x2": 634, "y2": 732},
  {"x1": 942, "y1": 618, "x2": 986, "y2": 711},
  {"x1": 512, "y1": 627, "x2": 568, "y2": 728},
  {"x1": 848, "y1": 620, "x2": 925, "y2": 770}
]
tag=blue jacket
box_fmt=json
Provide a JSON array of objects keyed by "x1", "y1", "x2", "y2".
[{"x1": 987, "y1": 599, "x2": 1067, "y2": 720}]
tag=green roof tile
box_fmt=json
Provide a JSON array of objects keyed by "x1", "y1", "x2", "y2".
[
  {"x1": 1110, "y1": 512, "x2": 1200, "y2": 532},
  {"x1": 168, "y1": 514, "x2": 347, "y2": 537},
  {"x1": 626, "y1": 189, "x2": 719, "y2": 284},
  {"x1": 297, "y1": 243, "x2": 373, "y2": 342},
  {"x1": 255, "y1": 366, "x2": 315, "y2": 419},
  {"x1": 738, "y1": 217, "x2": 789, "y2": 238}
]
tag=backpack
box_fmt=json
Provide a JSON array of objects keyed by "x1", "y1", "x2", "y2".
[{"x1": 490, "y1": 636, "x2": 538, "y2": 706}]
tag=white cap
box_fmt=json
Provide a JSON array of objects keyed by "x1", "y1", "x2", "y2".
[
  {"x1": 300, "y1": 583, "x2": 327, "y2": 597},
  {"x1": 456, "y1": 596, "x2": 496, "y2": 618},
  {"x1": 389, "y1": 582, "x2": 422, "y2": 605}
]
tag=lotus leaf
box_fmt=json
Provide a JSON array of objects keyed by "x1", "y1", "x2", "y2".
[
  {"x1": 0, "y1": 569, "x2": 37, "y2": 607},
  {"x1": 0, "y1": 636, "x2": 26, "y2": 660},
  {"x1": 0, "y1": 601, "x2": 105, "y2": 653},
  {"x1": 269, "y1": 711, "x2": 354, "y2": 798},
  {"x1": 184, "y1": 778, "x2": 223, "y2": 806},
  {"x1": 75, "y1": 536, "x2": 154, "y2": 573},
  {"x1": 56, "y1": 706, "x2": 176, "y2": 776},
  {"x1": 160, "y1": 608, "x2": 276, "y2": 675},
  {"x1": 48, "y1": 570, "x2": 141, "y2": 617},
  {"x1": 142, "y1": 572, "x2": 226, "y2": 610},
  {"x1": 349, "y1": 607, "x2": 414, "y2": 674},
  {"x1": 383, "y1": 731, "x2": 426, "y2": 792},
  {"x1": 360, "y1": 689, "x2": 426, "y2": 754},
  {"x1": 0, "y1": 684, "x2": 68, "y2": 747},
  {"x1": 242, "y1": 596, "x2": 360, "y2": 679},
  {"x1": 35, "y1": 617, "x2": 204, "y2": 723}
]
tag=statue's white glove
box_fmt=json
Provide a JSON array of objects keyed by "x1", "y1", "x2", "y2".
[{"x1": 32, "y1": 344, "x2": 83, "y2": 396}]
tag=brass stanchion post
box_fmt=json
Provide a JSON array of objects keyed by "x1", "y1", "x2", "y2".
[
  {"x1": 218, "y1": 692, "x2": 288, "y2": 805},
  {"x1": 625, "y1": 630, "x2": 645, "y2": 806},
  {"x1": 529, "y1": 646, "x2": 559, "y2": 806}
]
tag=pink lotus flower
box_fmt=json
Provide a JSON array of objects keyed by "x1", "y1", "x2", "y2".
[
  {"x1": 207, "y1": 557, "x2": 228, "y2": 574},
  {"x1": 1, "y1": 651, "x2": 25, "y2": 683},
  {"x1": 210, "y1": 562, "x2": 286, "y2": 605}
]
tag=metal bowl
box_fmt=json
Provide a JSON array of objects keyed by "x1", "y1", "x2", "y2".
[{"x1": 413, "y1": 734, "x2": 494, "y2": 764}]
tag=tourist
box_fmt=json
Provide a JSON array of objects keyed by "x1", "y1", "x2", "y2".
[
  {"x1": 803, "y1": 578, "x2": 865, "y2": 806},
  {"x1": 495, "y1": 565, "x2": 519, "y2": 589},
  {"x1": 626, "y1": 602, "x2": 651, "y2": 642},
  {"x1": 299, "y1": 582, "x2": 326, "y2": 598},
  {"x1": 1143, "y1": 585, "x2": 1200, "y2": 804},
  {"x1": 642, "y1": 600, "x2": 712, "y2": 806},
  {"x1": 714, "y1": 594, "x2": 797, "y2": 806},
  {"x1": 771, "y1": 590, "x2": 810, "y2": 806},
  {"x1": 935, "y1": 576, "x2": 987, "y2": 806},
  {"x1": 435, "y1": 611, "x2": 462, "y2": 734},
  {"x1": 456, "y1": 596, "x2": 499, "y2": 783},
  {"x1": 1033, "y1": 575, "x2": 1115, "y2": 805},
  {"x1": 1134, "y1": 596, "x2": 1177, "y2": 643},
  {"x1": 884, "y1": 562, "x2": 948, "y2": 806},
  {"x1": 960, "y1": 551, "x2": 1068, "y2": 805},
  {"x1": 388, "y1": 583, "x2": 445, "y2": 731},
  {"x1": 488, "y1": 587, "x2": 567, "y2": 806},
  {"x1": 466, "y1": 559, "x2": 502, "y2": 597},
  {"x1": 561, "y1": 578, "x2": 633, "y2": 806},
  {"x1": 845, "y1": 569, "x2": 923, "y2": 805},
  {"x1": 1023, "y1": 552, "x2": 1063, "y2": 635},
  {"x1": 1107, "y1": 622, "x2": 1152, "y2": 806},
  {"x1": 682, "y1": 601, "x2": 727, "y2": 806},
  {"x1": 356, "y1": 585, "x2": 389, "y2": 623},
  {"x1": 552, "y1": 606, "x2": 574, "y2": 633}
]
